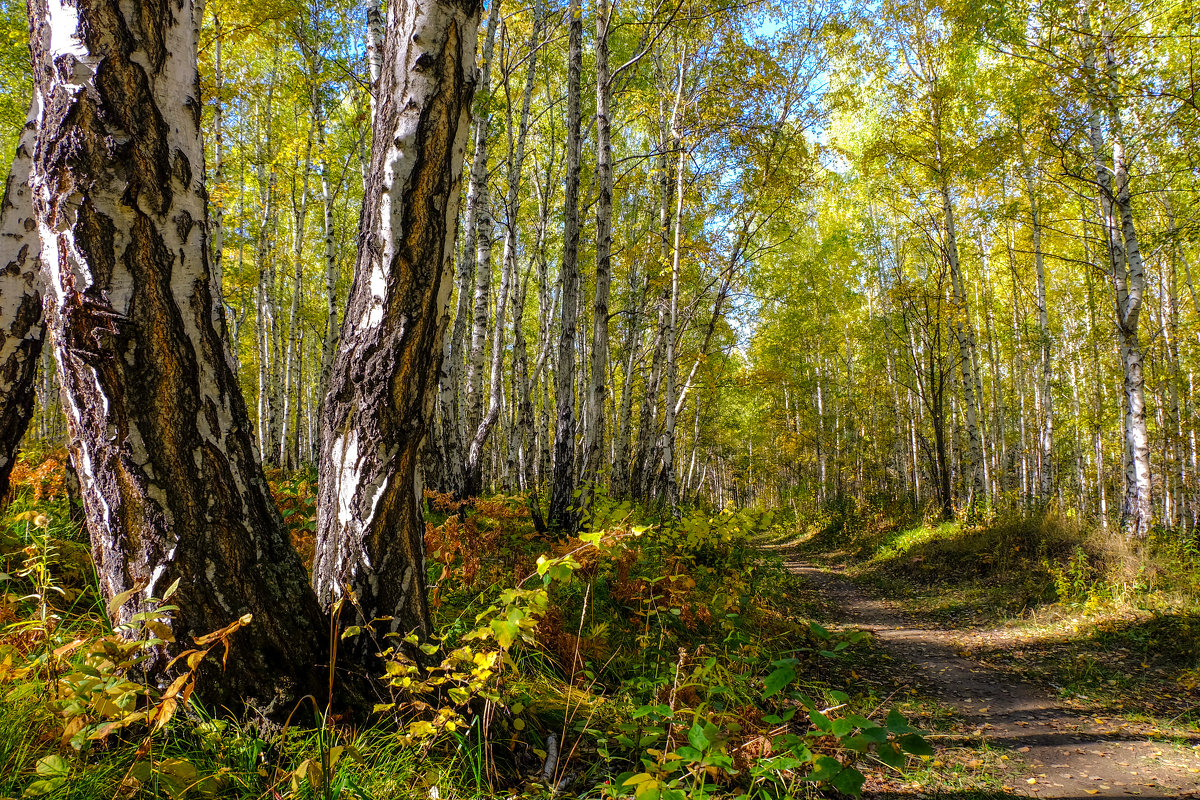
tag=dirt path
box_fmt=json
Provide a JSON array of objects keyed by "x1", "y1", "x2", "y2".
[{"x1": 787, "y1": 559, "x2": 1200, "y2": 799}]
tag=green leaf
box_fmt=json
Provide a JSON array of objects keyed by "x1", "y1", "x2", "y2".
[
  {"x1": 808, "y1": 755, "x2": 842, "y2": 782},
  {"x1": 809, "y1": 621, "x2": 831, "y2": 639},
  {"x1": 843, "y1": 734, "x2": 872, "y2": 753},
  {"x1": 876, "y1": 741, "x2": 905, "y2": 769},
  {"x1": 633, "y1": 704, "x2": 672, "y2": 719},
  {"x1": 831, "y1": 717, "x2": 854, "y2": 737},
  {"x1": 846, "y1": 714, "x2": 878, "y2": 730},
  {"x1": 108, "y1": 585, "x2": 141, "y2": 617},
  {"x1": 762, "y1": 665, "x2": 796, "y2": 698},
  {"x1": 808, "y1": 710, "x2": 833, "y2": 733},
  {"x1": 160, "y1": 578, "x2": 181, "y2": 602},
  {"x1": 35, "y1": 755, "x2": 70, "y2": 778},
  {"x1": 832, "y1": 766, "x2": 866, "y2": 796},
  {"x1": 687, "y1": 721, "x2": 710, "y2": 751},
  {"x1": 490, "y1": 618, "x2": 520, "y2": 648},
  {"x1": 859, "y1": 725, "x2": 889, "y2": 744},
  {"x1": 886, "y1": 709, "x2": 915, "y2": 734},
  {"x1": 23, "y1": 778, "x2": 66, "y2": 797},
  {"x1": 899, "y1": 733, "x2": 934, "y2": 756}
]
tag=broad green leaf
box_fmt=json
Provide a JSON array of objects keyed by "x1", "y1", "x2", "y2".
[
  {"x1": 35, "y1": 755, "x2": 69, "y2": 778},
  {"x1": 762, "y1": 665, "x2": 796, "y2": 698},
  {"x1": 886, "y1": 709, "x2": 915, "y2": 734},
  {"x1": 832, "y1": 766, "x2": 866, "y2": 796},
  {"x1": 808, "y1": 710, "x2": 833, "y2": 733},
  {"x1": 807, "y1": 754, "x2": 842, "y2": 782},
  {"x1": 899, "y1": 733, "x2": 934, "y2": 756}
]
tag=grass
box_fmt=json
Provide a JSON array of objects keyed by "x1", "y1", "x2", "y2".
[
  {"x1": 0, "y1": 452, "x2": 954, "y2": 799},
  {"x1": 790, "y1": 500, "x2": 1200, "y2": 732}
]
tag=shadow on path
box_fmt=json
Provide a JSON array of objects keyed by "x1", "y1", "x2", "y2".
[{"x1": 786, "y1": 559, "x2": 1200, "y2": 799}]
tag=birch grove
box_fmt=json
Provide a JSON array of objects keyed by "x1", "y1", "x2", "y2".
[{"x1": 2, "y1": 0, "x2": 1200, "y2": 643}]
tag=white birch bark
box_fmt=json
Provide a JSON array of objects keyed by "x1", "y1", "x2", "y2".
[
  {"x1": 0, "y1": 103, "x2": 43, "y2": 498},
  {"x1": 27, "y1": 0, "x2": 327, "y2": 711},
  {"x1": 1018, "y1": 124, "x2": 1053, "y2": 504}
]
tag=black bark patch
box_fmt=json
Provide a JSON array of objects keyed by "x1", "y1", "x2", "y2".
[
  {"x1": 136, "y1": 0, "x2": 168, "y2": 72},
  {"x1": 175, "y1": 209, "x2": 194, "y2": 244},
  {"x1": 10, "y1": 293, "x2": 42, "y2": 340},
  {"x1": 172, "y1": 149, "x2": 191, "y2": 190},
  {"x1": 77, "y1": 198, "x2": 117, "y2": 289},
  {"x1": 95, "y1": 58, "x2": 172, "y2": 215}
]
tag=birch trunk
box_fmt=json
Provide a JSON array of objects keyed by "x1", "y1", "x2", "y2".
[
  {"x1": 464, "y1": 10, "x2": 538, "y2": 497},
  {"x1": 634, "y1": 82, "x2": 675, "y2": 501},
  {"x1": 210, "y1": 11, "x2": 226, "y2": 314},
  {"x1": 1019, "y1": 127, "x2": 1053, "y2": 504},
  {"x1": 939, "y1": 182, "x2": 983, "y2": 515},
  {"x1": 255, "y1": 82, "x2": 279, "y2": 463},
  {"x1": 366, "y1": 0, "x2": 384, "y2": 120},
  {"x1": 281, "y1": 101, "x2": 316, "y2": 467},
  {"x1": 1081, "y1": 10, "x2": 1152, "y2": 538},
  {"x1": 610, "y1": 273, "x2": 643, "y2": 498},
  {"x1": 27, "y1": 0, "x2": 327, "y2": 712},
  {"x1": 314, "y1": 0, "x2": 480, "y2": 658},
  {"x1": 0, "y1": 106, "x2": 42, "y2": 500},
  {"x1": 319, "y1": 115, "x2": 340, "y2": 399},
  {"x1": 583, "y1": 0, "x2": 614, "y2": 494},
  {"x1": 437, "y1": 0, "x2": 499, "y2": 498},
  {"x1": 659, "y1": 134, "x2": 685, "y2": 509},
  {"x1": 548, "y1": 0, "x2": 583, "y2": 531},
  {"x1": 460, "y1": 0, "x2": 502, "y2": 452}
]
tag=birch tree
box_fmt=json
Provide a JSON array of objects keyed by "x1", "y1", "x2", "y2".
[
  {"x1": 26, "y1": 0, "x2": 327, "y2": 711},
  {"x1": 315, "y1": 0, "x2": 482, "y2": 659},
  {"x1": 0, "y1": 108, "x2": 41, "y2": 499},
  {"x1": 548, "y1": 0, "x2": 583, "y2": 530}
]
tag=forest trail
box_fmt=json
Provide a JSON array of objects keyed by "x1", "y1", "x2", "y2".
[{"x1": 785, "y1": 558, "x2": 1200, "y2": 799}]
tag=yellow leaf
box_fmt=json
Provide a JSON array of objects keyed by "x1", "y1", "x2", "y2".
[
  {"x1": 163, "y1": 672, "x2": 190, "y2": 699},
  {"x1": 153, "y1": 697, "x2": 178, "y2": 731}
]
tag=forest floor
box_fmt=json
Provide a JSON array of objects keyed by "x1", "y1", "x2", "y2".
[{"x1": 775, "y1": 513, "x2": 1200, "y2": 800}]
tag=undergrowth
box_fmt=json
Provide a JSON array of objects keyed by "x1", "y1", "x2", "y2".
[{"x1": 0, "y1": 452, "x2": 935, "y2": 799}]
